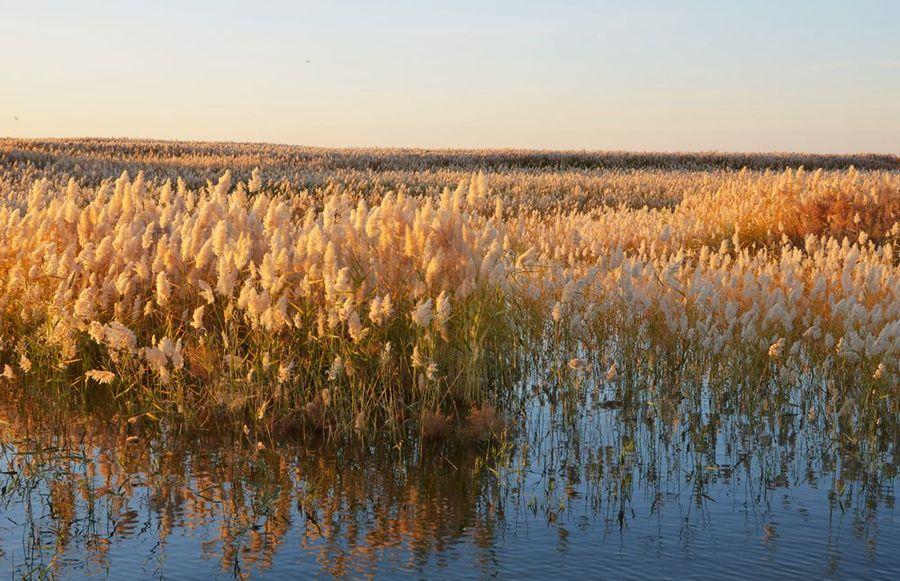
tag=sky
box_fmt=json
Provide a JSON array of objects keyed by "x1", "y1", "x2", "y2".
[{"x1": 1, "y1": 0, "x2": 898, "y2": 152}]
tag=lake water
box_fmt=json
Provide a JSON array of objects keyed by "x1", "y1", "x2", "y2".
[{"x1": 1, "y1": 377, "x2": 897, "y2": 579}]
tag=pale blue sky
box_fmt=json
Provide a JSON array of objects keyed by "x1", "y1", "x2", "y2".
[{"x1": 1, "y1": 0, "x2": 897, "y2": 152}]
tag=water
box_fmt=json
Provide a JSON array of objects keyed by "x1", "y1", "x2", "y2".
[{"x1": 1, "y1": 377, "x2": 897, "y2": 579}]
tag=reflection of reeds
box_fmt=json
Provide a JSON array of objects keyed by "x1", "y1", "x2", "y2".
[
  {"x1": 1, "y1": 363, "x2": 895, "y2": 577},
  {"x1": 0, "y1": 398, "x2": 518, "y2": 577}
]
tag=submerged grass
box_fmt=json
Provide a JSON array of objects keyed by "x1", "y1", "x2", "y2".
[{"x1": 1, "y1": 356, "x2": 896, "y2": 578}]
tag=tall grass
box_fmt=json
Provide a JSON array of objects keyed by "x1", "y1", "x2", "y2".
[{"x1": 0, "y1": 142, "x2": 896, "y2": 437}]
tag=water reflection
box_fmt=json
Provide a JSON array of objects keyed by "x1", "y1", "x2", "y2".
[{"x1": 1, "y1": 376, "x2": 897, "y2": 578}]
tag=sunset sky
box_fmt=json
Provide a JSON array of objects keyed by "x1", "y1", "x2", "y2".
[{"x1": 1, "y1": 0, "x2": 897, "y2": 152}]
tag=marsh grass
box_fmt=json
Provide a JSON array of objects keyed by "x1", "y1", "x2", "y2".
[{"x1": 0, "y1": 144, "x2": 896, "y2": 438}]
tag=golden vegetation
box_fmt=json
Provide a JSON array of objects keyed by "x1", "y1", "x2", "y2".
[{"x1": 0, "y1": 140, "x2": 897, "y2": 437}]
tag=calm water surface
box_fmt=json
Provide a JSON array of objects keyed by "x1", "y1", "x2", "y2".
[{"x1": 1, "y1": 378, "x2": 897, "y2": 579}]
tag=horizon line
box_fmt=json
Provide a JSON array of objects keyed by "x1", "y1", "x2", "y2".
[{"x1": 2, "y1": 135, "x2": 898, "y2": 158}]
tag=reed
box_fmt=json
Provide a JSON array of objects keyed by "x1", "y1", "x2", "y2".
[{"x1": 0, "y1": 141, "x2": 896, "y2": 437}]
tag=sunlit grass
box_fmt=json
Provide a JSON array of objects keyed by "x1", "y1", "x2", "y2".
[{"x1": 0, "y1": 143, "x2": 896, "y2": 438}]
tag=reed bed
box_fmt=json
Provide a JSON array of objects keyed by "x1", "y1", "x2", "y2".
[{"x1": 0, "y1": 141, "x2": 897, "y2": 437}]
